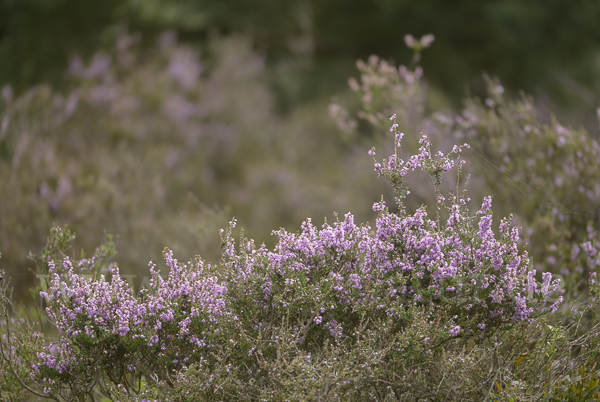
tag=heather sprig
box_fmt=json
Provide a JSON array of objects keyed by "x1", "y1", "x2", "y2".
[{"x1": 369, "y1": 114, "x2": 469, "y2": 225}]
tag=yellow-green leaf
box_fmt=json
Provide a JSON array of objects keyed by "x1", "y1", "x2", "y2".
[{"x1": 515, "y1": 353, "x2": 528, "y2": 366}]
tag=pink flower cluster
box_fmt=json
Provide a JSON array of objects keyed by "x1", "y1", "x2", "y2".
[{"x1": 36, "y1": 250, "x2": 229, "y2": 392}]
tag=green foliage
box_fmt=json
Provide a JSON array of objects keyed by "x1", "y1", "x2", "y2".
[{"x1": 0, "y1": 265, "x2": 48, "y2": 402}]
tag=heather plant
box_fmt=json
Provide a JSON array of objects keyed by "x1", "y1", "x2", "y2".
[
  {"x1": 331, "y1": 35, "x2": 600, "y2": 305},
  {"x1": 5, "y1": 120, "x2": 590, "y2": 401}
]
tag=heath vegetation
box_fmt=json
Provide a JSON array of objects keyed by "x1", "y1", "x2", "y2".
[{"x1": 2, "y1": 33, "x2": 600, "y2": 401}]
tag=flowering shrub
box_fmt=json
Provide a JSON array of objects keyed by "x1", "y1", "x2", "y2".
[{"x1": 3, "y1": 120, "x2": 584, "y2": 400}]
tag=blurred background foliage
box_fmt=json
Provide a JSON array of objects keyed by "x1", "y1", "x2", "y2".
[
  {"x1": 1, "y1": 0, "x2": 600, "y2": 302},
  {"x1": 2, "y1": 0, "x2": 600, "y2": 112},
  {"x1": 1, "y1": 33, "x2": 386, "y2": 302}
]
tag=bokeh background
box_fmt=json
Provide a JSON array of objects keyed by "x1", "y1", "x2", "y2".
[{"x1": 2, "y1": 0, "x2": 600, "y2": 302}]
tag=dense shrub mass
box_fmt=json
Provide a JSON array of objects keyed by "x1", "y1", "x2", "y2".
[{"x1": 3, "y1": 122, "x2": 600, "y2": 401}]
